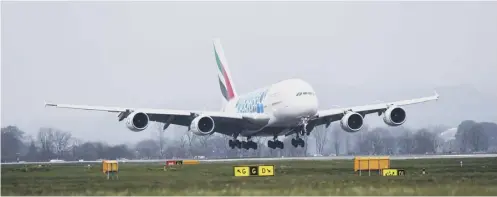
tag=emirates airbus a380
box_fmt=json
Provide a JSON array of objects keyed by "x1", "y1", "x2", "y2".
[{"x1": 45, "y1": 39, "x2": 439, "y2": 150}]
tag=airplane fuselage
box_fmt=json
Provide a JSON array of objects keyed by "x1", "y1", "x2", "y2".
[{"x1": 222, "y1": 78, "x2": 318, "y2": 136}]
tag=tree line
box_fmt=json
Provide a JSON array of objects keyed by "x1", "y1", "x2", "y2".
[{"x1": 1, "y1": 120, "x2": 496, "y2": 163}]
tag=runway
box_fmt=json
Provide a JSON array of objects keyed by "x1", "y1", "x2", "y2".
[{"x1": 2, "y1": 153, "x2": 496, "y2": 165}]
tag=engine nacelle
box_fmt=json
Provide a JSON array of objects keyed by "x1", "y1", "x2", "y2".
[
  {"x1": 340, "y1": 111, "x2": 364, "y2": 132},
  {"x1": 383, "y1": 106, "x2": 407, "y2": 126},
  {"x1": 125, "y1": 111, "x2": 149, "y2": 132},
  {"x1": 190, "y1": 115, "x2": 215, "y2": 136}
]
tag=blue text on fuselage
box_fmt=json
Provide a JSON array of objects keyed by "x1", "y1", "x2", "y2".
[{"x1": 236, "y1": 89, "x2": 268, "y2": 113}]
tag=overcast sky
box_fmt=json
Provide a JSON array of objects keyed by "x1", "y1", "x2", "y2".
[{"x1": 2, "y1": 1, "x2": 497, "y2": 144}]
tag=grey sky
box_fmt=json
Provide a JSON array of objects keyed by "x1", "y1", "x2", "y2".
[{"x1": 2, "y1": 2, "x2": 497, "y2": 144}]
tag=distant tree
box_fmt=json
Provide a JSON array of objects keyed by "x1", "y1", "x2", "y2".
[
  {"x1": 397, "y1": 130, "x2": 415, "y2": 154},
  {"x1": 23, "y1": 140, "x2": 39, "y2": 162},
  {"x1": 430, "y1": 125, "x2": 451, "y2": 135},
  {"x1": 52, "y1": 129, "x2": 72, "y2": 158},
  {"x1": 344, "y1": 132, "x2": 358, "y2": 155},
  {"x1": 412, "y1": 129, "x2": 437, "y2": 154},
  {"x1": 375, "y1": 127, "x2": 395, "y2": 155},
  {"x1": 135, "y1": 139, "x2": 159, "y2": 159},
  {"x1": 302, "y1": 135, "x2": 310, "y2": 156},
  {"x1": 163, "y1": 139, "x2": 181, "y2": 159},
  {"x1": 5, "y1": 119, "x2": 495, "y2": 163},
  {"x1": 176, "y1": 134, "x2": 188, "y2": 158},
  {"x1": 253, "y1": 136, "x2": 268, "y2": 157},
  {"x1": 197, "y1": 133, "x2": 213, "y2": 156},
  {"x1": 358, "y1": 130, "x2": 380, "y2": 155},
  {"x1": 454, "y1": 121, "x2": 493, "y2": 153},
  {"x1": 184, "y1": 131, "x2": 198, "y2": 157},
  {"x1": 107, "y1": 144, "x2": 134, "y2": 159},
  {"x1": 468, "y1": 124, "x2": 489, "y2": 152},
  {"x1": 346, "y1": 124, "x2": 370, "y2": 155},
  {"x1": 313, "y1": 126, "x2": 328, "y2": 155},
  {"x1": 480, "y1": 122, "x2": 497, "y2": 148},
  {"x1": 1, "y1": 126, "x2": 26, "y2": 162},
  {"x1": 70, "y1": 138, "x2": 84, "y2": 160},
  {"x1": 37, "y1": 127, "x2": 57, "y2": 160},
  {"x1": 330, "y1": 124, "x2": 344, "y2": 155},
  {"x1": 78, "y1": 142, "x2": 99, "y2": 160},
  {"x1": 368, "y1": 128, "x2": 385, "y2": 155},
  {"x1": 208, "y1": 134, "x2": 230, "y2": 158},
  {"x1": 155, "y1": 123, "x2": 167, "y2": 158},
  {"x1": 456, "y1": 120, "x2": 477, "y2": 153}
]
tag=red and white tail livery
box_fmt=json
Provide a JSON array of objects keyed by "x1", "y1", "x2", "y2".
[{"x1": 213, "y1": 38, "x2": 237, "y2": 102}]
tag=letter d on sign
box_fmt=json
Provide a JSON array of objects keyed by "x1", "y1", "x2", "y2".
[{"x1": 258, "y1": 165, "x2": 275, "y2": 176}]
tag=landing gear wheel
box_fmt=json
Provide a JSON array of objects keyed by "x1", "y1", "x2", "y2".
[
  {"x1": 291, "y1": 138, "x2": 298, "y2": 148},
  {"x1": 298, "y1": 138, "x2": 305, "y2": 147},
  {"x1": 268, "y1": 140, "x2": 275, "y2": 149},
  {"x1": 242, "y1": 141, "x2": 258, "y2": 150},
  {"x1": 229, "y1": 139, "x2": 242, "y2": 149},
  {"x1": 241, "y1": 141, "x2": 247, "y2": 149},
  {"x1": 246, "y1": 141, "x2": 257, "y2": 150},
  {"x1": 292, "y1": 138, "x2": 305, "y2": 148},
  {"x1": 277, "y1": 140, "x2": 284, "y2": 149},
  {"x1": 235, "y1": 140, "x2": 241, "y2": 149}
]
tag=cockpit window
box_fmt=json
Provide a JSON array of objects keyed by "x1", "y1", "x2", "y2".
[{"x1": 296, "y1": 92, "x2": 314, "y2": 96}]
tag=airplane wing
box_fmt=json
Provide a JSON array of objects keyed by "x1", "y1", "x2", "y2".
[
  {"x1": 310, "y1": 91, "x2": 440, "y2": 127},
  {"x1": 44, "y1": 102, "x2": 267, "y2": 130}
]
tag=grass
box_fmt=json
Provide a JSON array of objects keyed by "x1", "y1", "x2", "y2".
[{"x1": 2, "y1": 157, "x2": 497, "y2": 195}]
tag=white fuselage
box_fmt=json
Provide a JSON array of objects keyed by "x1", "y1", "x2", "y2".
[{"x1": 222, "y1": 78, "x2": 318, "y2": 132}]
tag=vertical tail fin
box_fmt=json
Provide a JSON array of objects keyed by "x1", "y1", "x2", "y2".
[{"x1": 213, "y1": 38, "x2": 238, "y2": 102}]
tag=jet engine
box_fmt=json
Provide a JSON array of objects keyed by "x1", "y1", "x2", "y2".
[
  {"x1": 125, "y1": 111, "x2": 150, "y2": 132},
  {"x1": 383, "y1": 106, "x2": 406, "y2": 126},
  {"x1": 190, "y1": 115, "x2": 215, "y2": 136},
  {"x1": 340, "y1": 111, "x2": 364, "y2": 132}
]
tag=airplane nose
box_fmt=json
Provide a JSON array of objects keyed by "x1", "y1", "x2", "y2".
[
  {"x1": 307, "y1": 98, "x2": 318, "y2": 115},
  {"x1": 296, "y1": 97, "x2": 318, "y2": 117}
]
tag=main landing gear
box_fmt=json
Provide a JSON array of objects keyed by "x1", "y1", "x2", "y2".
[
  {"x1": 229, "y1": 135, "x2": 258, "y2": 150},
  {"x1": 268, "y1": 136, "x2": 284, "y2": 149},
  {"x1": 291, "y1": 127, "x2": 306, "y2": 148},
  {"x1": 291, "y1": 137, "x2": 305, "y2": 148}
]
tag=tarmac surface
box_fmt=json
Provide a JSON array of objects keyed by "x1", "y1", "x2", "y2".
[{"x1": 2, "y1": 153, "x2": 496, "y2": 165}]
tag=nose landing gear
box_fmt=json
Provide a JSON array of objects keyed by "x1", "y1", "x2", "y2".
[
  {"x1": 292, "y1": 128, "x2": 306, "y2": 148},
  {"x1": 299, "y1": 117, "x2": 312, "y2": 136}
]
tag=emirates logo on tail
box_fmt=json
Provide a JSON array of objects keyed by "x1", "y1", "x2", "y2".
[{"x1": 213, "y1": 39, "x2": 237, "y2": 101}]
